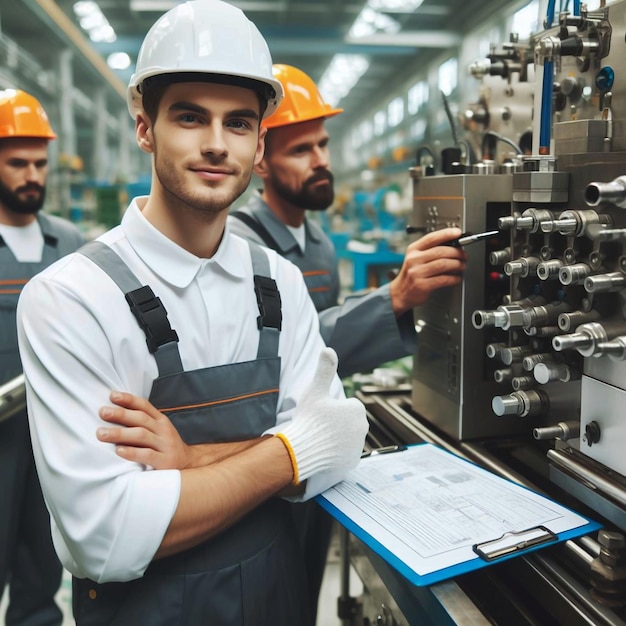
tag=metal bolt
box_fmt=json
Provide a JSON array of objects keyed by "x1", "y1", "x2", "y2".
[{"x1": 598, "y1": 530, "x2": 625, "y2": 551}]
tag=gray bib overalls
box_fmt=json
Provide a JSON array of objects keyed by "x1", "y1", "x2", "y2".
[
  {"x1": 0, "y1": 214, "x2": 83, "y2": 626},
  {"x1": 72, "y1": 241, "x2": 311, "y2": 626}
]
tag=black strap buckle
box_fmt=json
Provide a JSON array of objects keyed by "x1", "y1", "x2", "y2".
[
  {"x1": 125, "y1": 285, "x2": 179, "y2": 353},
  {"x1": 254, "y1": 275, "x2": 282, "y2": 331}
]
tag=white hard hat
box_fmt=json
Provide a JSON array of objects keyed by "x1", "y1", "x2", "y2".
[{"x1": 127, "y1": 0, "x2": 283, "y2": 120}]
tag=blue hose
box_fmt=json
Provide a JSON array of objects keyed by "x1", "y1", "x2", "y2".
[
  {"x1": 546, "y1": 0, "x2": 556, "y2": 27},
  {"x1": 540, "y1": 61, "x2": 554, "y2": 152}
]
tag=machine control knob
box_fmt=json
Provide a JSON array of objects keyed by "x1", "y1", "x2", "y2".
[
  {"x1": 533, "y1": 362, "x2": 577, "y2": 384},
  {"x1": 492, "y1": 389, "x2": 549, "y2": 418},
  {"x1": 583, "y1": 421, "x2": 601, "y2": 447}
]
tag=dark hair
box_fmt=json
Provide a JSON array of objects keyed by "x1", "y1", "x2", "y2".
[{"x1": 140, "y1": 72, "x2": 271, "y2": 123}]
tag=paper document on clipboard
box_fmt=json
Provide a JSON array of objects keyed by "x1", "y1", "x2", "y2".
[{"x1": 316, "y1": 443, "x2": 601, "y2": 587}]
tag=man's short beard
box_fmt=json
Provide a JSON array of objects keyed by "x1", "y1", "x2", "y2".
[
  {"x1": 272, "y1": 170, "x2": 335, "y2": 212},
  {"x1": 0, "y1": 178, "x2": 45, "y2": 215}
]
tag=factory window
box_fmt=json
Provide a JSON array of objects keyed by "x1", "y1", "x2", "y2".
[
  {"x1": 477, "y1": 27, "x2": 501, "y2": 58},
  {"x1": 374, "y1": 110, "x2": 387, "y2": 136},
  {"x1": 389, "y1": 130, "x2": 404, "y2": 148},
  {"x1": 410, "y1": 118, "x2": 426, "y2": 141},
  {"x1": 407, "y1": 81, "x2": 428, "y2": 115},
  {"x1": 438, "y1": 58, "x2": 458, "y2": 96},
  {"x1": 388, "y1": 97, "x2": 404, "y2": 127},
  {"x1": 360, "y1": 119, "x2": 373, "y2": 143},
  {"x1": 511, "y1": 0, "x2": 539, "y2": 39}
]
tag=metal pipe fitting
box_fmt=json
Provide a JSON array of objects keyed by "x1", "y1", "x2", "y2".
[
  {"x1": 522, "y1": 353, "x2": 555, "y2": 371},
  {"x1": 552, "y1": 321, "x2": 626, "y2": 357},
  {"x1": 511, "y1": 376, "x2": 535, "y2": 391},
  {"x1": 489, "y1": 247, "x2": 511, "y2": 266},
  {"x1": 584, "y1": 272, "x2": 626, "y2": 293},
  {"x1": 533, "y1": 421, "x2": 580, "y2": 441},
  {"x1": 501, "y1": 345, "x2": 534, "y2": 365},
  {"x1": 504, "y1": 257, "x2": 540, "y2": 277},
  {"x1": 534, "y1": 362, "x2": 578, "y2": 384},
  {"x1": 492, "y1": 389, "x2": 549, "y2": 418},
  {"x1": 522, "y1": 300, "x2": 572, "y2": 329},
  {"x1": 541, "y1": 210, "x2": 612, "y2": 237},
  {"x1": 558, "y1": 309, "x2": 602, "y2": 331},
  {"x1": 585, "y1": 175, "x2": 626, "y2": 209},
  {"x1": 485, "y1": 342, "x2": 507, "y2": 359},
  {"x1": 594, "y1": 336, "x2": 626, "y2": 361},
  {"x1": 537, "y1": 259, "x2": 564, "y2": 281},
  {"x1": 559, "y1": 263, "x2": 592, "y2": 286}
]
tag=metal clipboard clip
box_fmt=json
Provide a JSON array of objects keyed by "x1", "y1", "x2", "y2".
[{"x1": 472, "y1": 526, "x2": 558, "y2": 562}]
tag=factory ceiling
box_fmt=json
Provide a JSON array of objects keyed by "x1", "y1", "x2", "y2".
[{"x1": 1, "y1": 0, "x2": 503, "y2": 138}]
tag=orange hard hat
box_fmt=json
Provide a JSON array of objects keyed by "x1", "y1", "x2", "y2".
[
  {"x1": 0, "y1": 89, "x2": 56, "y2": 140},
  {"x1": 262, "y1": 64, "x2": 343, "y2": 129}
]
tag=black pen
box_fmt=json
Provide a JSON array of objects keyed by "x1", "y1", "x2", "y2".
[
  {"x1": 361, "y1": 444, "x2": 407, "y2": 458},
  {"x1": 405, "y1": 225, "x2": 427, "y2": 234},
  {"x1": 445, "y1": 230, "x2": 499, "y2": 247}
]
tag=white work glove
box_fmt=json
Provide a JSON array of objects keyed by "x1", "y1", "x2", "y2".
[{"x1": 276, "y1": 347, "x2": 368, "y2": 485}]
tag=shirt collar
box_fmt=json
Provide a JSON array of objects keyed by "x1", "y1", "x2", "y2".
[{"x1": 122, "y1": 198, "x2": 248, "y2": 288}]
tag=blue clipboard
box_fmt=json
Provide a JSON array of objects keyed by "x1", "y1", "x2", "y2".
[{"x1": 316, "y1": 443, "x2": 602, "y2": 587}]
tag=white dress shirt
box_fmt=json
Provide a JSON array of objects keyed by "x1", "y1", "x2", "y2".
[{"x1": 17, "y1": 197, "x2": 343, "y2": 583}]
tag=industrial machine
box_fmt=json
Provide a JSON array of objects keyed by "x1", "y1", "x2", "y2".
[{"x1": 340, "y1": 3, "x2": 626, "y2": 624}]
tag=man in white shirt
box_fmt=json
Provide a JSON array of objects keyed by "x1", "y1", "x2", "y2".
[
  {"x1": 16, "y1": 2, "x2": 367, "y2": 625},
  {"x1": 0, "y1": 88, "x2": 84, "y2": 626}
]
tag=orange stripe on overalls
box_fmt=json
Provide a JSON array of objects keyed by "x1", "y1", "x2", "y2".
[
  {"x1": 159, "y1": 387, "x2": 279, "y2": 414},
  {"x1": 0, "y1": 278, "x2": 28, "y2": 295}
]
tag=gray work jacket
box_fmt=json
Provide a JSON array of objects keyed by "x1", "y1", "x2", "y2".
[{"x1": 228, "y1": 193, "x2": 417, "y2": 377}]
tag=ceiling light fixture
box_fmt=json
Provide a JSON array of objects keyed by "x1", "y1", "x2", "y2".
[
  {"x1": 107, "y1": 52, "x2": 131, "y2": 71},
  {"x1": 367, "y1": 0, "x2": 425, "y2": 13},
  {"x1": 319, "y1": 0, "x2": 425, "y2": 109},
  {"x1": 318, "y1": 54, "x2": 370, "y2": 108},
  {"x1": 73, "y1": 1, "x2": 117, "y2": 43},
  {"x1": 348, "y1": 7, "x2": 400, "y2": 39}
]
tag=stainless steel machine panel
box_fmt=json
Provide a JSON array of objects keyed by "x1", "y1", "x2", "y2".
[
  {"x1": 410, "y1": 173, "x2": 519, "y2": 439},
  {"x1": 580, "y1": 375, "x2": 626, "y2": 476}
]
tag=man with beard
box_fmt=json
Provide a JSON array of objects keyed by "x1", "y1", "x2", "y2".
[
  {"x1": 16, "y1": 3, "x2": 368, "y2": 625},
  {"x1": 230, "y1": 64, "x2": 466, "y2": 378},
  {"x1": 229, "y1": 64, "x2": 467, "y2": 622},
  {"x1": 0, "y1": 88, "x2": 84, "y2": 625}
]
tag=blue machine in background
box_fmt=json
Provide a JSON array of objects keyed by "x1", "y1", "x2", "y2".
[{"x1": 321, "y1": 183, "x2": 408, "y2": 291}]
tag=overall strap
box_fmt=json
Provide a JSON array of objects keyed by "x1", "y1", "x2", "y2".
[
  {"x1": 248, "y1": 241, "x2": 282, "y2": 359},
  {"x1": 231, "y1": 210, "x2": 280, "y2": 250},
  {"x1": 77, "y1": 240, "x2": 183, "y2": 377}
]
